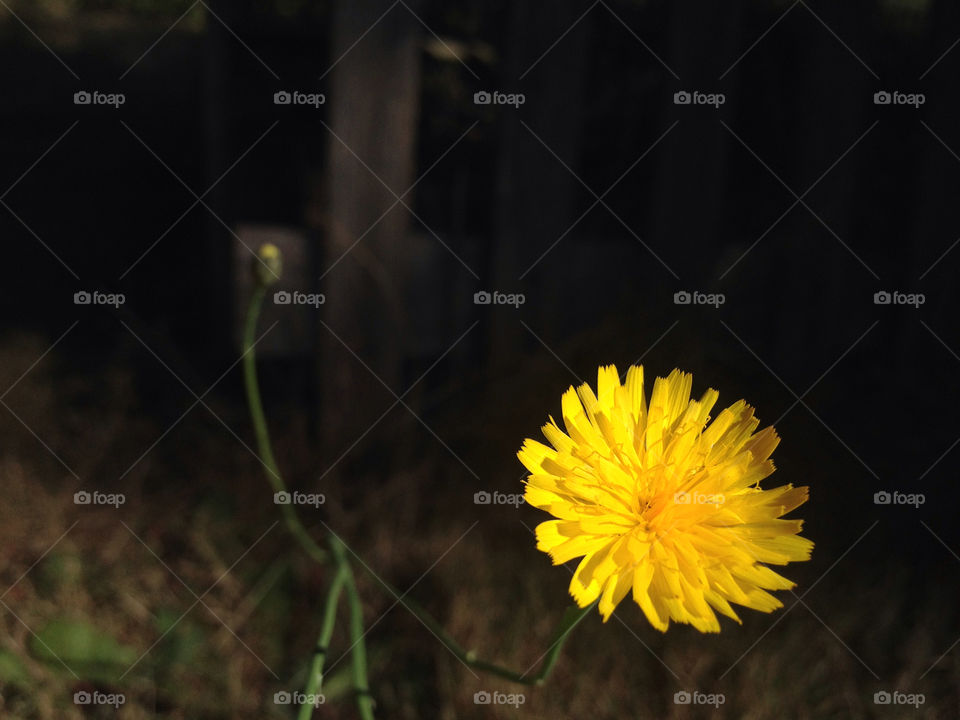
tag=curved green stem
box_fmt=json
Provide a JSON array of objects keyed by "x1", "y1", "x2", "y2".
[
  {"x1": 242, "y1": 285, "x2": 327, "y2": 564},
  {"x1": 297, "y1": 565, "x2": 348, "y2": 720},
  {"x1": 338, "y1": 533, "x2": 595, "y2": 686},
  {"x1": 321, "y1": 529, "x2": 594, "y2": 686}
]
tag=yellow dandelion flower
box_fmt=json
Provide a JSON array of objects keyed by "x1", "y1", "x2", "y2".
[{"x1": 519, "y1": 365, "x2": 813, "y2": 632}]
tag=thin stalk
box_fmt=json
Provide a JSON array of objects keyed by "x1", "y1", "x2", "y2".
[
  {"x1": 297, "y1": 565, "x2": 348, "y2": 720},
  {"x1": 328, "y1": 535, "x2": 375, "y2": 718},
  {"x1": 325, "y1": 528, "x2": 595, "y2": 686},
  {"x1": 350, "y1": 554, "x2": 595, "y2": 686},
  {"x1": 242, "y1": 285, "x2": 327, "y2": 564}
]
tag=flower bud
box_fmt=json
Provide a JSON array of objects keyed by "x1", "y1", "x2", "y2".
[{"x1": 254, "y1": 243, "x2": 282, "y2": 287}]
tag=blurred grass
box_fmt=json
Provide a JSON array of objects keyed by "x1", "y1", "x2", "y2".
[{"x1": 0, "y1": 332, "x2": 957, "y2": 719}]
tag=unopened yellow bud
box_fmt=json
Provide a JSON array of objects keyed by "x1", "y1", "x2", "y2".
[{"x1": 254, "y1": 243, "x2": 282, "y2": 287}]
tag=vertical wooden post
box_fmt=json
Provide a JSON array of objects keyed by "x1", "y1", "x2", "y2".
[{"x1": 321, "y1": 0, "x2": 423, "y2": 459}]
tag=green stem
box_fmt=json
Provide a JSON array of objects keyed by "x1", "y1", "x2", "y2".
[
  {"x1": 426, "y1": 597, "x2": 590, "y2": 685},
  {"x1": 338, "y1": 530, "x2": 595, "y2": 686},
  {"x1": 244, "y1": 279, "x2": 374, "y2": 717},
  {"x1": 297, "y1": 565, "x2": 348, "y2": 720},
  {"x1": 242, "y1": 285, "x2": 327, "y2": 564},
  {"x1": 330, "y1": 537, "x2": 376, "y2": 720}
]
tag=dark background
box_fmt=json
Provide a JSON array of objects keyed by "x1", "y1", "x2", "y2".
[{"x1": 1, "y1": 0, "x2": 959, "y2": 718}]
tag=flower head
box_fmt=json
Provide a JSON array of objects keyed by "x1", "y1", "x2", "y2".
[
  {"x1": 519, "y1": 365, "x2": 813, "y2": 632},
  {"x1": 254, "y1": 243, "x2": 282, "y2": 287}
]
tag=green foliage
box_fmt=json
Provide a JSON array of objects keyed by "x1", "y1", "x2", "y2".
[
  {"x1": 29, "y1": 617, "x2": 138, "y2": 684},
  {"x1": 152, "y1": 609, "x2": 204, "y2": 671},
  {"x1": 0, "y1": 648, "x2": 31, "y2": 689},
  {"x1": 34, "y1": 552, "x2": 82, "y2": 598}
]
